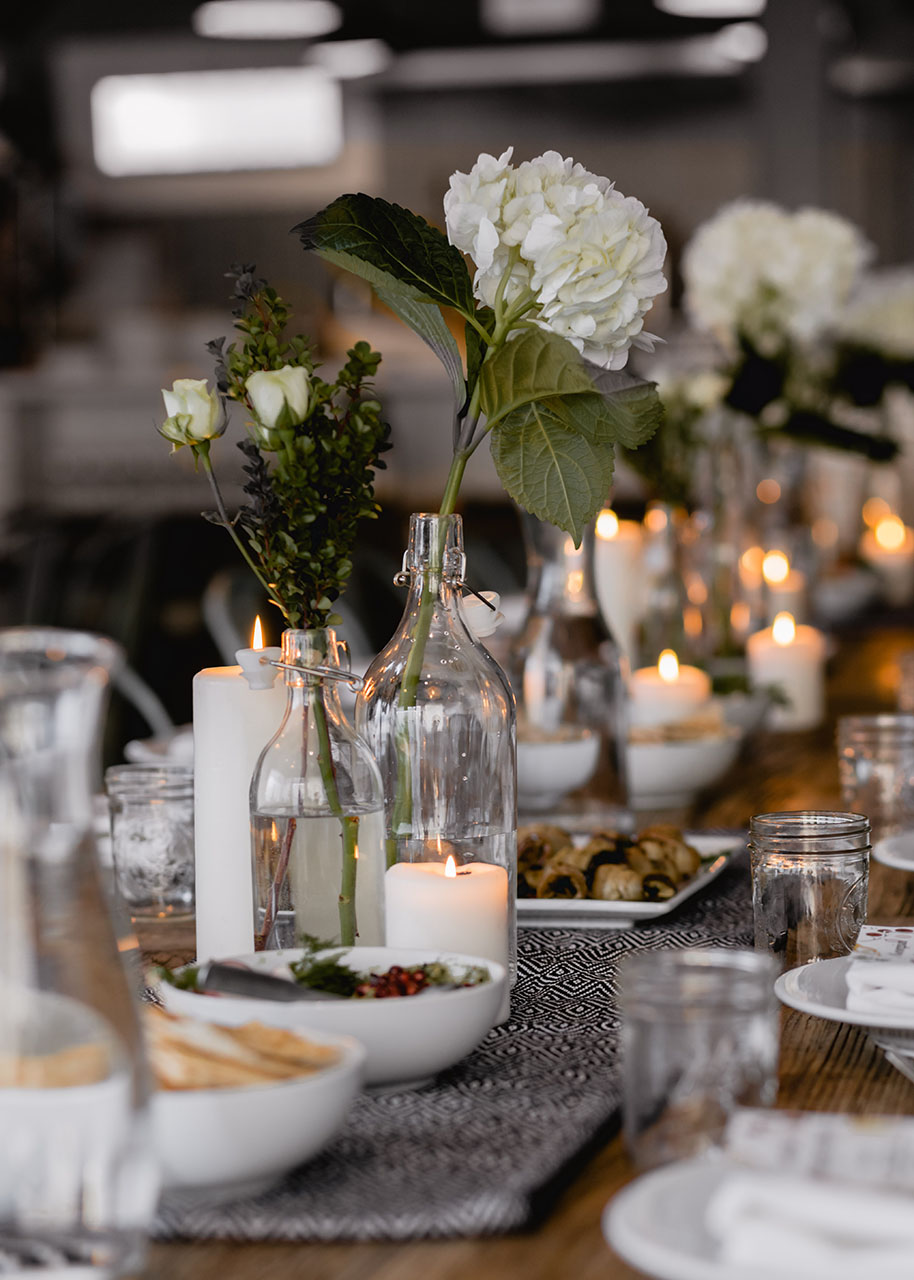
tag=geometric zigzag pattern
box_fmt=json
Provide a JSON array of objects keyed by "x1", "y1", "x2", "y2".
[{"x1": 153, "y1": 851, "x2": 753, "y2": 1242}]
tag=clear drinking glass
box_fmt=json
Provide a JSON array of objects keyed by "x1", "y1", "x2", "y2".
[
  {"x1": 749, "y1": 810, "x2": 870, "y2": 969},
  {"x1": 620, "y1": 948, "x2": 779, "y2": 1171},
  {"x1": 356, "y1": 513, "x2": 516, "y2": 988},
  {"x1": 106, "y1": 763, "x2": 195, "y2": 919},
  {"x1": 837, "y1": 714, "x2": 914, "y2": 841},
  {"x1": 251, "y1": 627, "x2": 386, "y2": 951},
  {"x1": 0, "y1": 627, "x2": 159, "y2": 1275}
]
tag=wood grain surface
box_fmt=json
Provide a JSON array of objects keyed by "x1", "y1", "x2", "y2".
[{"x1": 144, "y1": 623, "x2": 914, "y2": 1280}]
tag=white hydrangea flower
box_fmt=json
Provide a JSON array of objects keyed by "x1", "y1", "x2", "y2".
[
  {"x1": 836, "y1": 269, "x2": 914, "y2": 360},
  {"x1": 444, "y1": 149, "x2": 667, "y2": 370},
  {"x1": 683, "y1": 199, "x2": 873, "y2": 355}
]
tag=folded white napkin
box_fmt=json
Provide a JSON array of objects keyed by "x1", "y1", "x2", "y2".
[
  {"x1": 845, "y1": 926, "x2": 914, "y2": 1015},
  {"x1": 706, "y1": 1171, "x2": 914, "y2": 1277}
]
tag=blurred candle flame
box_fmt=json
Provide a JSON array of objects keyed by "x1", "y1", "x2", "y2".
[
  {"x1": 762, "y1": 550, "x2": 790, "y2": 585},
  {"x1": 773, "y1": 612, "x2": 796, "y2": 646},
  {"x1": 863, "y1": 496, "x2": 892, "y2": 529},
  {"x1": 596, "y1": 509, "x2": 620, "y2": 540},
  {"x1": 445, "y1": 855, "x2": 457, "y2": 879},
  {"x1": 658, "y1": 649, "x2": 680, "y2": 682},
  {"x1": 875, "y1": 515, "x2": 906, "y2": 552},
  {"x1": 251, "y1": 616, "x2": 264, "y2": 649}
]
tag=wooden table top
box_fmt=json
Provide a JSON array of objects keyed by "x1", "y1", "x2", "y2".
[{"x1": 143, "y1": 623, "x2": 914, "y2": 1280}]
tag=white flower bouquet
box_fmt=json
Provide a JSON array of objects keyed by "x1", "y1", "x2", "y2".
[
  {"x1": 681, "y1": 198, "x2": 897, "y2": 460},
  {"x1": 296, "y1": 147, "x2": 668, "y2": 542}
]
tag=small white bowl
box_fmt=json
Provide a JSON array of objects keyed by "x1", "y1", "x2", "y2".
[
  {"x1": 517, "y1": 731, "x2": 601, "y2": 812},
  {"x1": 627, "y1": 729, "x2": 742, "y2": 809},
  {"x1": 160, "y1": 947, "x2": 506, "y2": 1087},
  {"x1": 152, "y1": 1025, "x2": 364, "y2": 1203}
]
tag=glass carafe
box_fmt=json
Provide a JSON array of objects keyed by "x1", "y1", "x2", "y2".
[
  {"x1": 0, "y1": 627, "x2": 159, "y2": 1276},
  {"x1": 509, "y1": 514, "x2": 628, "y2": 816},
  {"x1": 250, "y1": 628, "x2": 386, "y2": 951},
  {"x1": 356, "y1": 514, "x2": 516, "y2": 989}
]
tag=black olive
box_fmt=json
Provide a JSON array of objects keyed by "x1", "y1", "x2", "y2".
[{"x1": 641, "y1": 872, "x2": 676, "y2": 901}]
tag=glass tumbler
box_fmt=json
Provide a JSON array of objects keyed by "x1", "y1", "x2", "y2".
[
  {"x1": 837, "y1": 714, "x2": 914, "y2": 841},
  {"x1": 620, "y1": 948, "x2": 780, "y2": 1171},
  {"x1": 749, "y1": 811, "x2": 870, "y2": 969},
  {"x1": 106, "y1": 763, "x2": 195, "y2": 919}
]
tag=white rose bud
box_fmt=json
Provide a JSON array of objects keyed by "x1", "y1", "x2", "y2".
[
  {"x1": 159, "y1": 378, "x2": 222, "y2": 448},
  {"x1": 246, "y1": 366, "x2": 311, "y2": 435}
]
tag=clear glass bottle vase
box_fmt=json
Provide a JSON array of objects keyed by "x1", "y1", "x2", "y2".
[
  {"x1": 250, "y1": 627, "x2": 386, "y2": 951},
  {"x1": 0, "y1": 627, "x2": 159, "y2": 1276},
  {"x1": 509, "y1": 513, "x2": 628, "y2": 815},
  {"x1": 356, "y1": 513, "x2": 517, "y2": 985}
]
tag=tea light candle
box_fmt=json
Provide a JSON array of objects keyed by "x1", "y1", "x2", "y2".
[
  {"x1": 762, "y1": 550, "x2": 807, "y2": 624},
  {"x1": 860, "y1": 515, "x2": 914, "y2": 606},
  {"x1": 629, "y1": 649, "x2": 711, "y2": 728},
  {"x1": 747, "y1": 611, "x2": 826, "y2": 731},
  {"x1": 594, "y1": 509, "x2": 644, "y2": 663},
  {"x1": 385, "y1": 855, "x2": 510, "y2": 971},
  {"x1": 193, "y1": 617, "x2": 285, "y2": 962}
]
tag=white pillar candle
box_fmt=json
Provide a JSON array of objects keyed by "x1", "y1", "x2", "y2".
[
  {"x1": 385, "y1": 857, "x2": 509, "y2": 972},
  {"x1": 747, "y1": 612, "x2": 826, "y2": 731},
  {"x1": 594, "y1": 510, "x2": 644, "y2": 665},
  {"x1": 193, "y1": 647, "x2": 285, "y2": 961},
  {"x1": 629, "y1": 649, "x2": 711, "y2": 728},
  {"x1": 762, "y1": 550, "x2": 807, "y2": 624},
  {"x1": 860, "y1": 517, "x2": 914, "y2": 607}
]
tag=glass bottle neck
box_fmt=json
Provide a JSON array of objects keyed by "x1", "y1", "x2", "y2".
[
  {"x1": 401, "y1": 512, "x2": 465, "y2": 606},
  {"x1": 523, "y1": 516, "x2": 599, "y2": 617}
]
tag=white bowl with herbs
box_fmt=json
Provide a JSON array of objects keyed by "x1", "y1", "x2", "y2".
[{"x1": 158, "y1": 945, "x2": 505, "y2": 1087}]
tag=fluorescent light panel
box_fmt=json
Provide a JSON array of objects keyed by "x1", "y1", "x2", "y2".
[
  {"x1": 192, "y1": 0, "x2": 342, "y2": 39},
  {"x1": 306, "y1": 38, "x2": 392, "y2": 79},
  {"x1": 481, "y1": 0, "x2": 600, "y2": 36},
  {"x1": 655, "y1": 0, "x2": 766, "y2": 16},
  {"x1": 90, "y1": 67, "x2": 342, "y2": 176}
]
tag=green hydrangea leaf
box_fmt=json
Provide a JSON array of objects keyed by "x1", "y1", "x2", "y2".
[
  {"x1": 489, "y1": 395, "x2": 615, "y2": 544},
  {"x1": 295, "y1": 194, "x2": 475, "y2": 317},
  {"x1": 480, "y1": 330, "x2": 596, "y2": 426},
  {"x1": 374, "y1": 284, "x2": 465, "y2": 408},
  {"x1": 587, "y1": 366, "x2": 666, "y2": 449}
]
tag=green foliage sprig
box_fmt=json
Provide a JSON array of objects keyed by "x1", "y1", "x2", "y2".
[{"x1": 177, "y1": 266, "x2": 390, "y2": 629}]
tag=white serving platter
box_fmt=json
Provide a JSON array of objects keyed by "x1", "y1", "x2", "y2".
[{"x1": 517, "y1": 833, "x2": 740, "y2": 930}]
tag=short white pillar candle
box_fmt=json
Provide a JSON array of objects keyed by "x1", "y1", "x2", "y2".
[
  {"x1": 385, "y1": 856, "x2": 510, "y2": 972},
  {"x1": 860, "y1": 516, "x2": 914, "y2": 607},
  {"x1": 629, "y1": 649, "x2": 711, "y2": 728},
  {"x1": 747, "y1": 611, "x2": 826, "y2": 731}
]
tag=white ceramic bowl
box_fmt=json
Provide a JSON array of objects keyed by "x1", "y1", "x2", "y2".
[
  {"x1": 152, "y1": 1025, "x2": 364, "y2": 1203},
  {"x1": 160, "y1": 947, "x2": 506, "y2": 1087},
  {"x1": 627, "y1": 729, "x2": 742, "y2": 809},
  {"x1": 517, "y1": 731, "x2": 601, "y2": 812}
]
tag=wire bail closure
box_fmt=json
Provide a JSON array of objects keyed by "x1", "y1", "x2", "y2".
[
  {"x1": 264, "y1": 656, "x2": 365, "y2": 691},
  {"x1": 391, "y1": 570, "x2": 497, "y2": 611}
]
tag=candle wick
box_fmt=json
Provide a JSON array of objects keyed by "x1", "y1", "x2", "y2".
[{"x1": 456, "y1": 869, "x2": 473, "y2": 876}]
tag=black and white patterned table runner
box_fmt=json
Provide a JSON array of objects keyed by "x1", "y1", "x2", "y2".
[{"x1": 154, "y1": 852, "x2": 752, "y2": 1242}]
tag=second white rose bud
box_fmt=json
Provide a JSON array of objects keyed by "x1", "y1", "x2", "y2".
[{"x1": 245, "y1": 366, "x2": 312, "y2": 442}]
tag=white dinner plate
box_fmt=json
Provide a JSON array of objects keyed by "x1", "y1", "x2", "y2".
[
  {"x1": 873, "y1": 831, "x2": 914, "y2": 872},
  {"x1": 774, "y1": 956, "x2": 914, "y2": 1052},
  {"x1": 603, "y1": 1156, "x2": 904, "y2": 1280},
  {"x1": 517, "y1": 834, "x2": 739, "y2": 930}
]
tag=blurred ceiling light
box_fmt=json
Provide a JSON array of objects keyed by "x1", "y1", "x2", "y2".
[
  {"x1": 481, "y1": 0, "x2": 600, "y2": 36},
  {"x1": 91, "y1": 67, "x2": 342, "y2": 176},
  {"x1": 193, "y1": 0, "x2": 342, "y2": 40},
  {"x1": 711, "y1": 21, "x2": 767, "y2": 61},
  {"x1": 655, "y1": 0, "x2": 766, "y2": 16},
  {"x1": 830, "y1": 56, "x2": 914, "y2": 99},
  {"x1": 305, "y1": 38, "x2": 392, "y2": 78}
]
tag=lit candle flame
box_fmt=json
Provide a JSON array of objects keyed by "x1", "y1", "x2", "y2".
[
  {"x1": 740, "y1": 546, "x2": 764, "y2": 577},
  {"x1": 762, "y1": 550, "x2": 790, "y2": 585},
  {"x1": 875, "y1": 515, "x2": 907, "y2": 552},
  {"x1": 251, "y1": 616, "x2": 264, "y2": 649},
  {"x1": 863, "y1": 496, "x2": 892, "y2": 529},
  {"x1": 772, "y1": 612, "x2": 796, "y2": 646},
  {"x1": 658, "y1": 649, "x2": 680, "y2": 683},
  {"x1": 644, "y1": 506, "x2": 668, "y2": 534},
  {"x1": 445, "y1": 855, "x2": 457, "y2": 879},
  {"x1": 596, "y1": 509, "x2": 619, "y2": 540}
]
